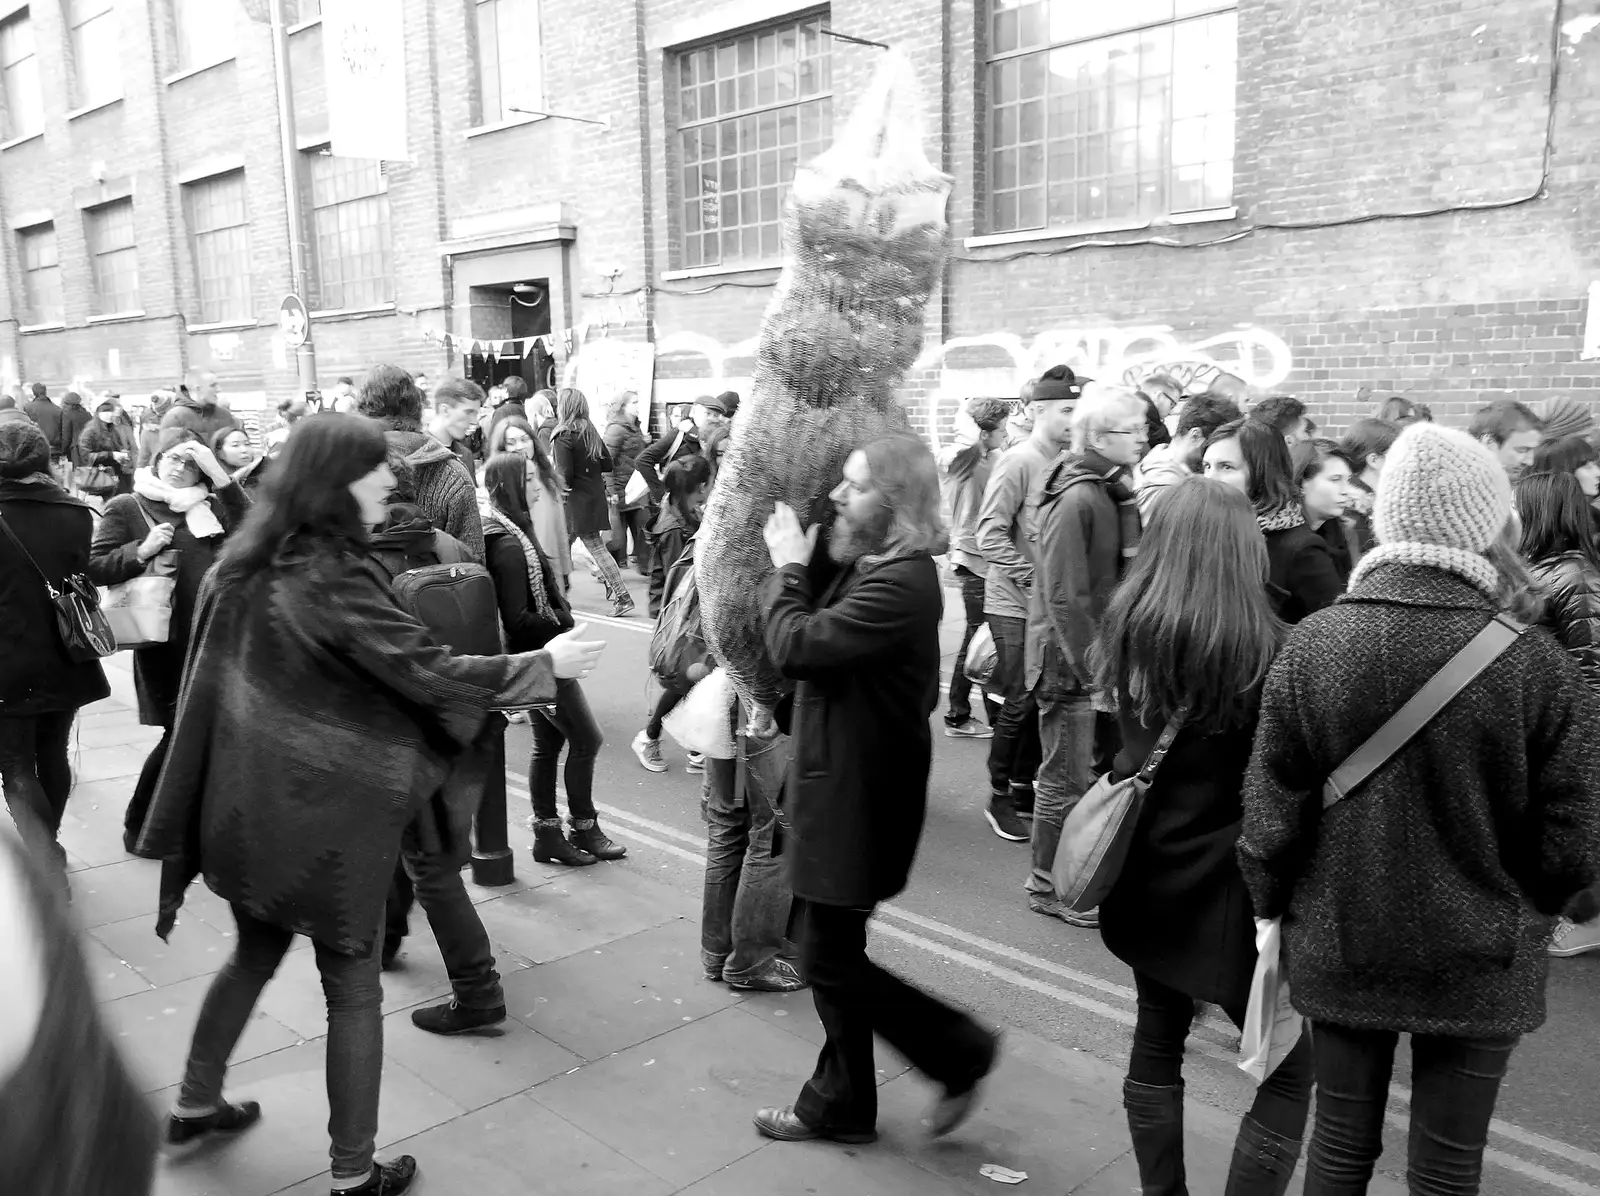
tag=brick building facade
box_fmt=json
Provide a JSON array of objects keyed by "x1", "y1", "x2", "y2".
[{"x1": 0, "y1": 0, "x2": 1595, "y2": 435}]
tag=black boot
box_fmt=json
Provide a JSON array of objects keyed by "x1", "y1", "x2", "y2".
[
  {"x1": 569, "y1": 818, "x2": 627, "y2": 861},
  {"x1": 1123, "y1": 1079, "x2": 1188, "y2": 1196},
  {"x1": 1223, "y1": 1115, "x2": 1302, "y2": 1196},
  {"x1": 532, "y1": 819, "x2": 597, "y2": 866}
]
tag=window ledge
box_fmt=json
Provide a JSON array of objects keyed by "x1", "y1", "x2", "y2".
[
  {"x1": 66, "y1": 96, "x2": 124, "y2": 122},
  {"x1": 18, "y1": 321, "x2": 65, "y2": 333},
  {"x1": 187, "y1": 318, "x2": 258, "y2": 332},
  {"x1": 0, "y1": 130, "x2": 42, "y2": 152},
  {"x1": 963, "y1": 207, "x2": 1239, "y2": 249},
  {"x1": 164, "y1": 56, "x2": 237, "y2": 86},
  {"x1": 660, "y1": 260, "x2": 782, "y2": 282},
  {"x1": 86, "y1": 310, "x2": 148, "y2": 325},
  {"x1": 288, "y1": 15, "x2": 321, "y2": 34},
  {"x1": 465, "y1": 113, "x2": 549, "y2": 139},
  {"x1": 309, "y1": 303, "x2": 396, "y2": 321}
]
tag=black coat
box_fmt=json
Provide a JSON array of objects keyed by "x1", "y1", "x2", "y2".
[
  {"x1": 21, "y1": 398, "x2": 63, "y2": 454},
  {"x1": 1239, "y1": 564, "x2": 1600, "y2": 1037},
  {"x1": 647, "y1": 503, "x2": 696, "y2": 619},
  {"x1": 552, "y1": 428, "x2": 613, "y2": 537},
  {"x1": 1264, "y1": 522, "x2": 1343, "y2": 624},
  {"x1": 78, "y1": 418, "x2": 133, "y2": 491},
  {"x1": 1100, "y1": 714, "x2": 1259, "y2": 1009},
  {"x1": 59, "y1": 400, "x2": 91, "y2": 466},
  {"x1": 603, "y1": 419, "x2": 647, "y2": 507},
  {"x1": 765, "y1": 553, "x2": 942, "y2": 907},
  {"x1": 0, "y1": 480, "x2": 110, "y2": 715},
  {"x1": 484, "y1": 520, "x2": 573, "y2": 652},
  {"x1": 87, "y1": 484, "x2": 249, "y2": 726},
  {"x1": 1314, "y1": 516, "x2": 1366, "y2": 588},
  {"x1": 1530, "y1": 551, "x2": 1600, "y2": 691}
]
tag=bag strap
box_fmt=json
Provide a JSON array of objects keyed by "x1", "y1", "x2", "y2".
[
  {"x1": 1135, "y1": 709, "x2": 1187, "y2": 784},
  {"x1": 1322, "y1": 615, "x2": 1526, "y2": 809},
  {"x1": 0, "y1": 509, "x2": 52, "y2": 592}
]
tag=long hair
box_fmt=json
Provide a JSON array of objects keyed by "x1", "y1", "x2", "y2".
[
  {"x1": 1290, "y1": 437, "x2": 1355, "y2": 486},
  {"x1": 488, "y1": 413, "x2": 561, "y2": 491},
  {"x1": 1339, "y1": 417, "x2": 1400, "y2": 475},
  {"x1": 1487, "y1": 517, "x2": 1545, "y2": 623},
  {"x1": 1516, "y1": 470, "x2": 1600, "y2": 568},
  {"x1": 861, "y1": 432, "x2": 948, "y2": 558},
  {"x1": 555, "y1": 388, "x2": 605, "y2": 457},
  {"x1": 212, "y1": 415, "x2": 387, "y2": 587},
  {"x1": 1206, "y1": 417, "x2": 1300, "y2": 513},
  {"x1": 663, "y1": 454, "x2": 711, "y2": 522},
  {"x1": 1531, "y1": 434, "x2": 1598, "y2": 477},
  {"x1": 1093, "y1": 477, "x2": 1284, "y2": 735},
  {"x1": 483, "y1": 451, "x2": 536, "y2": 539}
]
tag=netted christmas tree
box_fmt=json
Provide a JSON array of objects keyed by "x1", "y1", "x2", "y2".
[{"x1": 697, "y1": 50, "x2": 952, "y2": 714}]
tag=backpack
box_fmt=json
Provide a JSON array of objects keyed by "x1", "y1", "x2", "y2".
[
  {"x1": 649, "y1": 537, "x2": 712, "y2": 694},
  {"x1": 386, "y1": 531, "x2": 504, "y2": 656}
]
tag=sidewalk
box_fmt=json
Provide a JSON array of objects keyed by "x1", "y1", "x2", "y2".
[{"x1": 55, "y1": 659, "x2": 1384, "y2": 1196}]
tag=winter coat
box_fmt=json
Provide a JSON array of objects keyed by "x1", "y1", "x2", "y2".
[
  {"x1": 604, "y1": 419, "x2": 647, "y2": 507},
  {"x1": 59, "y1": 397, "x2": 91, "y2": 466},
  {"x1": 136, "y1": 548, "x2": 558, "y2": 957},
  {"x1": 1263, "y1": 521, "x2": 1343, "y2": 624},
  {"x1": 136, "y1": 424, "x2": 164, "y2": 470},
  {"x1": 21, "y1": 398, "x2": 63, "y2": 455},
  {"x1": 1133, "y1": 441, "x2": 1192, "y2": 522},
  {"x1": 1530, "y1": 551, "x2": 1600, "y2": 690},
  {"x1": 552, "y1": 428, "x2": 613, "y2": 537},
  {"x1": 484, "y1": 518, "x2": 573, "y2": 653},
  {"x1": 632, "y1": 427, "x2": 702, "y2": 502},
  {"x1": 527, "y1": 475, "x2": 573, "y2": 582},
  {"x1": 384, "y1": 430, "x2": 485, "y2": 562},
  {"x1": 938, "y1": 440, "x2": 994, "y2": 575},
  {"x1": 87, "y1": 483, "x2": 249, "y2": 726},
  {"x1": 1313, "y1": 516, "x2": 1367, "y2": 588},
  {"x1": 976, "y1": 438, "x2": 1053, "y2": 620},
  {"x1": 647, "y1": 502, "x2": 697, "y2": 619},
  {"x1": 1101, "y1": 713, "x2": 1259, "y2": 1009},
  {"x1": 765, "y1": 552, "x2": 942, "y2": 907},
  {"x1": 1239, "y1": 564, "x2": 1600, "y2": 1037},
  {"x1": 0, "y1": 478, "x2": 110, "y2": 716},
  {"x1": 158, "y1": 396, "x2": 239, "y2": 443},
  {"x1": 77, "y1": 418, "x2": 132, "y2": 488}
]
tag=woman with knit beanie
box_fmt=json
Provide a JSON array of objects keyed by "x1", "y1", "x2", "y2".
[
  {"x1": 1202, "y1": 418, "x2": 1343, "y2": 622},
  {"x1": 1239, "y1": 422, "x2": 1600, "y2": 1195}
]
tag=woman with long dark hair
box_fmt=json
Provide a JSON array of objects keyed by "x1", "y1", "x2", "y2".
[
  {"x1": 1096, "y1": 476, "x2": 1310, "y2": 1194},
  {"x1": 553, "y1": 387, "x2": 635, "y2": 616},
  {"x1": 603, "y1": 391, "x2": 649, "y2": 573},
  {"x1": 211, "y1": 426, "x2": 269, "y2": 497},
  {"x1": 1530, "y1": 435, "x2": 1600, "y2": 531},
  {"x1": 1203, "y1": 418, "x2": 1342, "y2": 622},
  {"x1": 1292, "y1": 438, "x2": 1364, "y2": 585},
  {"x1": 136, "y1": 416, "x2": 603, "y2": 1196},
  {"x1": 489, "y1": 413, "x2": 571, "y2": 586}
]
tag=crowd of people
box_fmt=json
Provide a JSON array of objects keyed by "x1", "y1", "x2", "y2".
[{"x1": 4, "y1": 357, "x2": 1600, "y2": 1196}]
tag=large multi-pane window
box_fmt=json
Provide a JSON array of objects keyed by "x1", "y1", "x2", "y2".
[
  {"x1": 67, "y1": 0, "x2": 122, "y2": 109},
  {"x1": 287, "y1": 0, "x2": 320, "y2": 22},
  {"x1": 169, "y1": 0, "x2": 235, "y2": 70},
  {"x1": 476, "y1": 0, "x2": 542, "y2": 125},
  {"x1": 18, "y1": 223, "x2": 61, "y2": 325},
  {"x1": 306, "y1": 153, "x2": 393, "y2": 310},
  {"x1": 0, "y1": 10, "x2": 42, "y2": 140},
  {"x1": 184, "y1": 172, "x2": 252, "y2": 323},
  {"x1": 986, "y1": 0, "x2": 1237, "y2": 234},
  {"x1": 674, "y1": 15, "x2": 832, "y2": 269},
  {"x1": 86, "y1": 200, "x2": 139, "y2": 314}
]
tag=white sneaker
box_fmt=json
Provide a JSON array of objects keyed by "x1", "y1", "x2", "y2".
[
  {"x1": 1549, "y1": 916, "x2": 1600, "y2": 957},
  {"x1": 632, "y1": 730, "x2": 667, "y2": 773},
  {"x1": 685, "y1": 751, "x2": 705, "y2": 775}
]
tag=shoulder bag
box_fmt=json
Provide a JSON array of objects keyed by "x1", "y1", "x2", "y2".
[
  {"x1": 73, "y1": 462, "x2": 120, "y2": 498},
  {"x1": 99, "y1": 502, "x2": 177, "y2": 649},
  {"x1": 623, "y1": 430, "x2": 685, "y2": 507},
  {"x1": 0, "y1": 510, "x2": 117, "y2": 662},
  {"x1": 1051, "y1": 709, "x2": 1185, "y2": 912}
]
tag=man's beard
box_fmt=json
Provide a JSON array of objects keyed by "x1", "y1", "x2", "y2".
[{"x1": 828, "y1": 506, "x2": 894, "y2": 565}]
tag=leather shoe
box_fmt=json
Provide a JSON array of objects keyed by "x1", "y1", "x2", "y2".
[
  {"x1": 926, "y1": 1029, "x2": 1002, "y2": 1138},
  {"x1": 753, "y1": 1105, "x2": 877, "y2": 1144}
]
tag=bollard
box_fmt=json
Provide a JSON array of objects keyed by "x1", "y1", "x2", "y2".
[{"x1": 472, "y1": 714, "x2": 516, "y2": 886}]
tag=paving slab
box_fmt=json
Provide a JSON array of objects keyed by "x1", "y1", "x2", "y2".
[
  {"x1": 70, "y1": 741, "x2": 155, "y2": 783},
  {"x1": 92, "y1": 909, "x2": 240, "y2": 989},
  {"x1": 730, "y1": 996, "x2": 913, "y2": 1086},
  {"x1": 474, "y1": 865, "x2": 693, "y2": 965},
  {"x1": 379, "y1": 1007, "x2": 582, "y2": 1112},
  {"x1": 678, "y1": 1138, "x2": 971, "y2": 1196},
  {"x1": 82, "y1": 931, "x2": 159, "y2": 1002},
  {"x1": 69, "y1": 856, "x2": 168, "y2": 929}
]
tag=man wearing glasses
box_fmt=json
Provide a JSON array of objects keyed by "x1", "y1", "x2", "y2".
[{"x1": 1023, "y1": 383, "x2": 1148, "y2": 928}]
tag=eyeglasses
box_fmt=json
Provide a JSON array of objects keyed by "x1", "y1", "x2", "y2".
[{"x1": 1103, "y1": 427, "x2": 1149, "y2": 439}]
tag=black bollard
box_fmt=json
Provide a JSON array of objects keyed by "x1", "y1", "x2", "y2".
[{"x1": 472, "y1": 714, "x2": 516, "y2": 886}]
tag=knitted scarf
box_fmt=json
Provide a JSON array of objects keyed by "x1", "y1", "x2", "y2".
[
  {"x1": 1256, "y1": 502, "x2": 1306, "y2": 534},
  {"x1": 483, "y1": 507, "x2": 558, "y2": 627},
  {"x1": 1345, "y1": 477, "x2": 1375, "y2": 518},
  {"x1": 1080, "y1": 450, "x2": 1143, "y2": 563},
  {"x1": 1348, "y1": 541, "x2": 1502, "y2": 602},
  {"x1": 133, "y1": 469, "x2": 223, "y2": 539}
]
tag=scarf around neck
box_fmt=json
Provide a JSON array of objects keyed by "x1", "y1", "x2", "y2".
[
  {"x1": 1079, "y1": 450, "x2": 1143, "y2": 563},
  {"x1": 1256, "y1": 502, "x2": 1306, "y2": 534},
  {"x1": 133, "y1": 469, "x2": 224, "y2": 539},
  {"x1": 1348, "y1": 541, "x2": 1502, "y2": 602},
  {"x1": 483, "y1": 507, "x2": 558, "y2": 627}
]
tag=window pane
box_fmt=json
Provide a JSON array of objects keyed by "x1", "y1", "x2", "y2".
[
  {"x1": 72, "y1": 5, "x2": 122, "y2": 107},
  {"x1": 174, "y1": 0, "x2": 235, "y2": 68},
  {"x1": 87, "y1": 201, "x2": 139, "y2": 314},
  {"x1": 307, "y1": 154, "x2": 392, "y2": 309},
  {"x1": 186, "y1": 173, "x2": 252, "y2": 323},
  {"x1": 18, "y1": 224, "x2": 61, "y2": 325},
  {"x1": 0, "y1": 12, "x2": 42, "y2": 139},
  {"x1": 477, "y1": 0, "x2": 542, "y2": 124}
]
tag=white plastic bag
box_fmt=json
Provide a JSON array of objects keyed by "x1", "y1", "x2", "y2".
[
  {"x1": 964, "y1": 621, "x2": 997, "y2": 685},
  {"x1": 1238, "y1": 918, "x2": 1304, "y2": 1084},
  {"x1": 662, "y1": 667, "x2": 739, "y2": 759}
]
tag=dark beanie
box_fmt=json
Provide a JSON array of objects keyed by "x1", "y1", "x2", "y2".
[
  {"x1": 1031, "y1": 365, "x2": 1086, "y2": 403},
  {"x1": 0, "y1": 421, "x2": 51, "y2": 479},
  {"x1": 716, "y1": 390, "x2": 741, "y2": 417}
]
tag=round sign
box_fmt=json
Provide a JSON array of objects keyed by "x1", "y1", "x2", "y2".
[{"x1": 278, "y1": 295, "x2": 309, "y2": 348}]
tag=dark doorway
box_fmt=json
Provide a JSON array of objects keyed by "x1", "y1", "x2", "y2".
[{"x1": 466, "y1": 280, "x2": 554, "y2": 393}]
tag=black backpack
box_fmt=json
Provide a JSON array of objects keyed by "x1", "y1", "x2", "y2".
[{"x1": 386, "y1": 532, "x2": 503, "y2": 656}]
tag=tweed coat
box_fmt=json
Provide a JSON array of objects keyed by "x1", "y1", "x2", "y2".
[
  {"x1": 137, "y1": 546, "x2": 557, "y2": 956},
  {"x1": 1239, "y1": 563, "x2": 1600, "y2": 1036}
]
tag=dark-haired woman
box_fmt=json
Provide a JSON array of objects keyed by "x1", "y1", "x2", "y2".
[
  {"x1": 553, "y1": 388, "x2": 635, "y2": 617},
  {"x1": 1337, "y1": 416, "x2": 1399, "y2": 548},
  {"x1": 1531, "y1": 435, "x2": 1600, "y2": 533},
  {"x1": 490, "y1": 414, "x2": 571, "y2": 588},
  {"x1": 136, "y1": 416, "x2": 604, "y2": 1196},
  {"x1": 212, "y1": 426, "x2": 268, "y2": 497},
  {"x1": 1293, "y1": 439, "x2": 1364, "y2": 585},
  {"x1": 1096, "y1": 477, "x2": 1310, "y2": 1195},
  {"x1": 89, "y1": 428, "x2": 248, "y2": 853},
  {"x1": 1203, "y1": 418, "x2": 1342, "y2": 622},
  {"x1": 603, "y1": 391, "x2": 649, "y2": 574}
]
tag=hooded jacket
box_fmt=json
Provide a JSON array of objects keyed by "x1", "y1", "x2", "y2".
[
  {"x1": 648, "y1": 501, "x2": 697, "y2": 618},
  {"x1": 59, "y1": 395, "x2": 92, "y2": 466},
  {"x1": 1133, "y1": 440, "x2": 1192, "y2": 522},
  {"x1": 384, "y1": 430, "x2": 485, "y2": 562},
  {"x1": 158, "y1": 395, "x2": 239, "y2": 444}
]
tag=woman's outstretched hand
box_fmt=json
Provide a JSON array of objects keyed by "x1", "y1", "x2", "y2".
[{"x1": 545, "y1": 623, "x2": 606, "y2": 679}]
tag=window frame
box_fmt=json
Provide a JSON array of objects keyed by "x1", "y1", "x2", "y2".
[
  {"x1": 85, "y1": 198, "x2": 139, "y2": 316},
  {"x1": 167, "y1": 0, "x2": 236, "y2": 72},
  {"x1": 982, "y1": 0, "x2": 1239, "y2": 238},
  {"x1": 474, "y1": 0, "x2": 544, "y2": 126},
  {"x1": 66, "y1": 0, "x2": 123, "y2": 110},
  {"x1": 668, "y1": 11, "x2": 834, "y2": 272},
  {"x1": 0, "y1": 8, "x2": 42, "y2": 141},
  {"x1": 302, "y1": 149, "x2": 394, "y2": 312},
  {"x1": 182, "y1": 171, "x2": 253, "y2": 325},
  {"x1": 17, "y1": 221, "x2": 62, "y2": 326}
]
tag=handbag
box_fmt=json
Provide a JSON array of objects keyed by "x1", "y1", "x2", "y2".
[
  {"x1": 73, "y1": 462, "x2": 119, "y2": 497},
  {"x1": 0, "y1": 510, "x2": 117, "y2": 662},
  {"x1": 1051, "y1": 709, "x2": 1185, "y2": 912},
  {"x1": 99, "y1": 501, "x2": 176, "y2": 648},
  {"x1": 624, "y1": 430, "x2": 685, "y2": 507}
]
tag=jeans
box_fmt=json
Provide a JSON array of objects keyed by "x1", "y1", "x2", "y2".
[
  {"x1": 1304, "y1": 1021, "x2": 1517, "y2": 1196},
  {"x1": 0, "y1": 710, "x2": 76, "y2": 878},
  {"x1": 1026, "y1": 695, "x2": 1098, "y2": 897},
  {"x1": 701, "y1": 724, "x2": 792, "y2": 982},
  {"x1": 609, "y1": 504, "x2": 648, "y2": 571},
  {"x1": 793, "y1": 901, "x2": 993, "y2": 1133},
  {"x1": 397, "y1": 826, "x2": 502, "y2": 1008},
  {"x1": 127, "y1": 727, "x2": 172, "y2": 848},
  {"x1": 178, "y1": 904, "x2": 384, "y2": 1180},
  {"x1": 985, "y1": 614, "x2": 1040, "y2": 797},
  {"x1": 577, "y1": 531, "x2": 631, "y2": 607},
  {"x1": 529, "y1": 678, "x2": 602, "y2": 822},
  {"x1": 946, "y1": 566, "x2": 992, "y2": 726}
]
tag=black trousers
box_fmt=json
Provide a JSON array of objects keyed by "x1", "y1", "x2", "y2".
[{"x1": 793, "y1": 900, "x2": 992, "y2": 1133}]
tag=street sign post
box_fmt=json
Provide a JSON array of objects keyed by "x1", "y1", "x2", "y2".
[{"x1": 279, "y1": 294, "x2": 309, "y2": 348}]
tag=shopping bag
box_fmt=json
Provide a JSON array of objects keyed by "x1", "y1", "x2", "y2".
[
  {"x1": 963, "y1": 621, "x2": 997, "y2": 685},
  {"x1": 1238, "y1": 918, "x2": 1304, "y2": 1084},
  {"x1": 662, "y1": 666, "x2": 739, "y2": 759}
]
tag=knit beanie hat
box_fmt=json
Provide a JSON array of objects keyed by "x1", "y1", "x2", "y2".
[
  {"x1": 0, "y1": 421, "x2": 50, "y2": 479},
  {"x1": 1541, "y1": 395, "x2": 1593, "y2": 442},
  {"x1": 1349, "y1": 422, "x2": 1511, "y2": 599}
]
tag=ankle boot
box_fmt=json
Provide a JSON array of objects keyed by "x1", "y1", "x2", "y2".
[
  {"x1": 1123, "y1": 1079, "x2": 1188, "y2": 1196},
  {"x1": 1222, "y1": 1114, "x2": 1302, "y2": 1196},
  {"x1": 569, "y1": 818, "x2": 627, "y2": 860},
  {"x1": 532, "y1": 819, "x2": 597, "y2": 866}
]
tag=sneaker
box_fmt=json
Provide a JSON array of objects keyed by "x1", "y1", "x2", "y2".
[
  {"x1": 685, "y1": 751, "x2": 706, "y2": 775},
  {"x1": 944, "y1": 719, "x2": 994, "y2": 740},
  {"x1": 726, "y1": 958, "x2": 806, "y2": 992},
  {"x1": 1549, "y1": 916, "x2": 1600, "y2": 957},
  {"x1": 166, "y1": 1100, "x2": 263, "y2": 1146},
  {"x1": 612, "y1": 597, "x2": 637, "y2": 618},
  {"x1": 632, "y1": 730, "x2": 667, "y2": 773},
  {"x1": 1009, "y1": 784, "x2": 1035, "y2": 819},
  {"x1": 506, "y1": 711, "x2": 530, "y2": 724},
  {"x1": 983, "y1": 794, "x2": 1029, "y2": 842},
  {"x1": 1028, "y1": 894, "x2": 1099, "y2": 928},
  {"x1": 333, "y1": 1156, "x2": 418, "y2": 1195},
  {"x1": 410, "y1": 999, "x2": 507, "y2": 1036}
]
